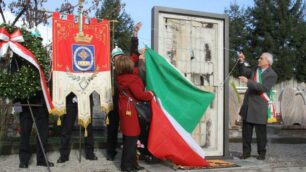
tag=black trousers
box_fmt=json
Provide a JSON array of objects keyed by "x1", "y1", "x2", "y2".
[
  {"x1": 138, "y1": 119, "x2": 150, "y2": 156},
  {"x1": 59, "y1": 104, "x2": 95, "y2": 159},
  {"x1": 106, "y1": 91, "x2": 119, "y2": 156},
  {"x1": 121, "y1": 135, "x2": 138, "y2": 170},
  {"x1": 19, "y1": 106, "x2": 49, "y2": 164},
  {"x1": 242, "y1": 121, "x2": 267, "y2": 156},
  {"x1": 106, "y1": 109, "x2": 119, "y2": 154}
]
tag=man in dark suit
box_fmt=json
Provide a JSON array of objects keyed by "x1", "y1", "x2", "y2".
[
  {"x1": 238, "y1": 52, "x2": 278, "y2": 160},
  {"x1": 9, "y1": 31, "x2": 54, "y2": 168},
  {"x1": 10, "y1": 56, "x2": 54, "y2": 168},
  {"x1": 57, "y1": 93, "x2": 97, "y2": 163},
  {"x1": 17, "y1": 92, "x2": 54, "y2": 168}
]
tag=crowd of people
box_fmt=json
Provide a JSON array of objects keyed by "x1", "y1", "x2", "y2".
[
  {"x1": 13, "y1": 21, "x2": 278, "y2": 172},
  {"x1": 15, "y1": 22, "x2": 156, "y2": 172}
]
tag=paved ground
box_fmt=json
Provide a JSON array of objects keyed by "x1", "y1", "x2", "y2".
[{"x1": 1, "y1": 127, "x2": 306, "y2": 172}]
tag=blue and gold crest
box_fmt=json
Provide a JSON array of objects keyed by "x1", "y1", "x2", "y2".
[{"x1": 72, "y1": 45, "x2": 95, "y2": 72}]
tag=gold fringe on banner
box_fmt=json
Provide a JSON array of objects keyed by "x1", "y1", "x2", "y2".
[
  {"x1": 84, "y1": 128, "x2": 88, "y2": 137},
  {"x1": 101, "y1": 104, "x2": 113, "y2": 114},
  {"x1": 105, "y1": 115, "x2": 110, "y2": 125},
  {"x1": 57, "y1": 117, "x2": 62, "y2": 126},
  {"x1": 78, "y1": 118, "x2": 91, "y2": 137},
  {"x1": 50, "y1": 107, "x2": 66, "y2": 116}
]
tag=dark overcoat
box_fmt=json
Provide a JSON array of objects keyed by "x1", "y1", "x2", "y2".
[{"x1": 239, "y1": 63, "x2": 278, "y2": 124}]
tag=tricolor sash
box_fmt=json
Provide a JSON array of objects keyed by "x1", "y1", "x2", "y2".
[{"x1": 253, "y1": 68, "x2": 277, "y2": 123}]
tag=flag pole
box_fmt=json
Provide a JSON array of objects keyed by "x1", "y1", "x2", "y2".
[
  {"x1": 109, "y1": 20, "x2": 118, "y2": 50},
  {"x1": 78, "y1": 0, "x2": 84, "y2": 162},
  {"x1": 27, "y1": 100, "x2": 51, "y2": 172}
]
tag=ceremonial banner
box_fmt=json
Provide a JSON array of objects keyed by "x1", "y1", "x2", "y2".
[
  {"x1": 52, "y1": 12, "x2": 112, "y2": 132},
  {"x1": 145, "y1": 48, "x2": 214, "y2": 166}
]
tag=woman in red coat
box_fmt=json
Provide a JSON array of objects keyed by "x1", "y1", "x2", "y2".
[{"x1": 115, "y1": 56, "x2": 153, "y2": 172}]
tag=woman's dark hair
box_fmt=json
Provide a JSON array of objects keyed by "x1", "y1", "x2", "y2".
[{"x1": 115, "y1": 55, "x2": 134, "y2": 75}]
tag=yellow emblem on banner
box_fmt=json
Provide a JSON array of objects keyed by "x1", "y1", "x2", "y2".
[{"x1": 74, "y1": 32, "x2": 93, "y2": 43}]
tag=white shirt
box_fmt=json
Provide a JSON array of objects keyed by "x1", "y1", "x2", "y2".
[{"x1": 261, "y1": 66, "x2": 269, "y2": 73}]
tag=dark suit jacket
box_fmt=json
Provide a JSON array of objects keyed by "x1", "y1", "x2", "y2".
[{"x1": 239, "y1": 62, "x2": 278, "y2": 124}]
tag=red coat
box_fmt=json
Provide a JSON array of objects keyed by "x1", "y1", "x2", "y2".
[
  {"x1": 130, "y1": 37, "x2": 140, "y2": 75},
  {"x1": 117, "y1": 74, "x2": 153, "y2": 136}
]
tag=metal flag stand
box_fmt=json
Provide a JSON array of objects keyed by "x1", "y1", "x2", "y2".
[{"x1": 26, "y1": 100, "x2": 51, "y2": 172}]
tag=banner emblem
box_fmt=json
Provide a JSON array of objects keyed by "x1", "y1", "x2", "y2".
[{"x1": 73, "y1": 45, "x2": 95, "y2": 72}]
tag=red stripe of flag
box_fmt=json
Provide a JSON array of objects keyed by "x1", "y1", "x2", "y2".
[{"x1": 148, "y1": 99, "x2": 209, "y2": 167}]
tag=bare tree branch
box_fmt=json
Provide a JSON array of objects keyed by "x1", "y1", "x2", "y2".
[
  {"x1": 9, "y1": 0, "x2": 98, "y2": 28},
  {"x1": 12, "y1": 0, "x2": 31, "y2": 26},
  {"x1": 32, "y1": 2, "x2": 80, "y2": 26},
  {"x1": 0, "y1": 4, "x2": 6, "y2": 23},
  {"x1": 34, "y1": 0, "x2": 38, "y2": 27}
]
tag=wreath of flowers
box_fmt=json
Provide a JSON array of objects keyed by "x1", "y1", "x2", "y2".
[{"x1": 0, "y1": 24, "x2": 50, "y2": 100}]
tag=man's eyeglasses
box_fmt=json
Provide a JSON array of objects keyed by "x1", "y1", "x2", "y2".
[{"x1": 258, "y1": 57, "x2": 264, "y2": 60}]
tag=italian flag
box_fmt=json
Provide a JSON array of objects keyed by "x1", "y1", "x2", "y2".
[{"x1": 145, "y1": 48, "x2": 215, "y2": 166}]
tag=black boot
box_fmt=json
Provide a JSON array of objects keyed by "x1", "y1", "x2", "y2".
[
  {"x1": 239, "y1": 154, "x2": 251, "y2": 159},
  {"x1": 19, "y1": 162, "x2": 28, "y2": 168},
  {"x1": 256, "y1": 154, "x2": 265, "y2": 160},
  {"x1": 57, "y1": 156, "x2": 69, "y2": 163},
  {"x1": 86, "y1": 154, "x2": 98, "y2": 160},
  {"x1": 37, "y1": 161, "x2": 54, "y2": 167},
  {"x1": 106, "y1": 151, "x2": 117, "y2": 161}
]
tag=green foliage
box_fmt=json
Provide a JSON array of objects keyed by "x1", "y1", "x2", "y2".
[
  {"x1": 95, "y1": 0, "x2": 134, "y2": 53},
  {"x1": 225, "y1": 0, "x2": 306, "y2": 82},
  {"x1": 0, "y1": 24, "x2": 50, "y2": 100},
  {"x1": 225, "y1": 3, "x2": 255, "y2": 77}
]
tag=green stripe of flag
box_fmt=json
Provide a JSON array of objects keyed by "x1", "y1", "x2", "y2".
[{"x1": 145, "y1": 47, "x2": 215, "y2": 133}]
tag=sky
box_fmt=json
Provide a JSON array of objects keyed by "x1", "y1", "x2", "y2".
[
  {"x1": 1, "y1": 0, "x2": 254, "y2": 47},
  {"x1": 122, "y1": 0, "x2": 254, "y2": 46}
]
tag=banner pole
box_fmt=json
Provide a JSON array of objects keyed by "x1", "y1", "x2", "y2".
[
  {"x1": 78, "y1": 0, "x2": 84, "y2": 33},
  {"x1": 79, "y1": 125, "x2": 82, "y2": 163}
]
